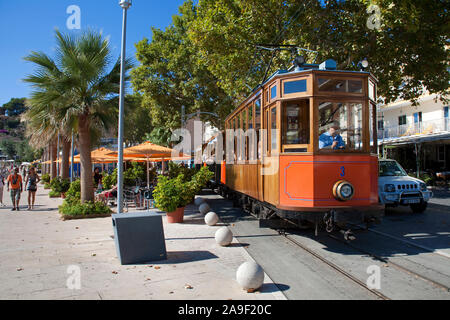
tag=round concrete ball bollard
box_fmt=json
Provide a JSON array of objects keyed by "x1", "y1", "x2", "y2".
[
  {"x1": 215, "y1": 227, "x2": 233, "y2": 246},
  {"x1": 205, "y1": 211, "x2": 219, "y2": 226},
  {"x1": 194, "y1": 197, "x2": 205, "y2": 206},
  {"x1": 199, "y1": 203, "x2": 210, "y2": 215},
  {"x1": 236, "y1": 261, "x2": 264, "y2": 292}
]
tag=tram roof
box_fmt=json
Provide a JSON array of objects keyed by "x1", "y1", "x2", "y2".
[{"x1": 226, "y1": 59, "x2": 378, "y2": 122}]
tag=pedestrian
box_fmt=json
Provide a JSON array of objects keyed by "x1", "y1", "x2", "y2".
[
  {"x1": 0, "y1": 170, "x2": 5, "y2": 207},
  {"x1": 93, "y1": 167, "x2": 103, "y2": 192},
  {"x1": 25, "y1": 167, "x2": 40, "y2": 210},
  {"x1": 7, "y1": 167, "x2": 23, "y2": 211}
]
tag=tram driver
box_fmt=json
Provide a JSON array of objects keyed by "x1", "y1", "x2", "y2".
[{"x1": 319, "y1": 123, "x2": 345, "y2": 150}]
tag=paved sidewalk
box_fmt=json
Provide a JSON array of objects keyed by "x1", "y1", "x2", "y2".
[{"x1": 0, "y1": 186, "x2": 286, "y2": 300}]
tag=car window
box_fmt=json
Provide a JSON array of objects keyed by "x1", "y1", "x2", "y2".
[{"x1": 379, "y1": 161, "x2": 407, "y2": 177}]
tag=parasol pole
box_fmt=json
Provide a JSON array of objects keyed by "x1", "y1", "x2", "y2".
[{"x1": 146, "y1": 154, "x2": 149, "y2": 188}]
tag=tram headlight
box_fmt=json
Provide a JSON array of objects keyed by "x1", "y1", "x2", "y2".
[
  {"x1": 384, "y1": 184, "x2": 396, "y2": 192},
  {"x1": 332, "y1": 180, "x2": 355, "y2": 201}
]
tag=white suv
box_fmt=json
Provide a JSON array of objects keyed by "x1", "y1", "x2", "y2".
[{"x1": 378, "y1": 159, "x2": 432, "y2": 213}]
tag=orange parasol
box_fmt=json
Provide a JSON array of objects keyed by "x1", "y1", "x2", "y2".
[{"x1": 107, "y1": 141, "x2": 188, "y2": 187}]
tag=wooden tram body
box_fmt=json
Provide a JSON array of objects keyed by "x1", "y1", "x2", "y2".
[{"x1": 215, "y1": 59, "x2": 383, "y2": 231}]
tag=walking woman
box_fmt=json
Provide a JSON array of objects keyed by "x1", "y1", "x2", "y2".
[
  {"x1": 0, "y1": 170, "x2": 5, "y2": 207},
  {"x1": 25, "y1": 167, "x2": 40, "y2": 210}
]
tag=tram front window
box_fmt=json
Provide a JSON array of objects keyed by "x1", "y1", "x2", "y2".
[{"x1": 318, "y1": 102, "x2": 363, "y2": 151}]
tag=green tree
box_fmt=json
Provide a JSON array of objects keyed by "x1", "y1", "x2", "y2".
[
  {"x1": 1, "y1": 98, "x2": 27, "y2": 116},
  {"x1": 123, "y1": 93, "x2": 153, "y2": 144},
  {"x1": 131, "y1": 0, "x2": 233, "y2": 131},
  {"x1": 23, "y1": 29, "x2": 132, "y2": 202},
  {"x1": 189, "y1": 0, "x2": 449, "y2": 104},
  {"x1": 0, "y1": 140, "x2": 17, "y2": 159}
]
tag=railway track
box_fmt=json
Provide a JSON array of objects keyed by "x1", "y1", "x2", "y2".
[
  {"x1": 325, "y1": 231, "x2": 450, "y2": 294},
  {"x1": 277, "y1": 229, "x2": 391, "y2": 300},
  {"x1": 349, "y1": 222, "x2": 450, "y2": 259}
]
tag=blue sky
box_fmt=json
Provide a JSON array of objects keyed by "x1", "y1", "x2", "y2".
[{"x1": 0, "y1": 0, "x2": 187, "y2": 105}]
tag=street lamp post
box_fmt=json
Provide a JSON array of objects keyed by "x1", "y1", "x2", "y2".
[{"x1": 117, "y1": 0, "x2": 132, "y2": 213}]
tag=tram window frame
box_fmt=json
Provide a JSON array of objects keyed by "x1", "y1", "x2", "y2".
[
  {"x1": 270, "y1": 106, "x2": 278, "y2": 155},
  {"x1": 317, "y1": 100, "x2": 366, "y2": 153},
  {"x1": 282, "y1": 100, "x2": 310, "y2": 152},
  {"x1": 282, "y1": 79, "x2": 308, "y2": 95},
  {"x1": 317, "y1": 77, "x2": 363, "y2": 94},
  {"x1": 254, "y1": 97, "x2": 262, "y2": 160},
  {"x1": 237, "y1": 112, "x2": 243, "y2": 162},
  {"x1": 369, "y1": 80, "x2": 376, "y2": 102},
  {"x1": 243, "y1": 108, "x2": 248, "y2": 161},
  {"x1": 247, "y1": 104, "x2": 255, "y2": 162}
]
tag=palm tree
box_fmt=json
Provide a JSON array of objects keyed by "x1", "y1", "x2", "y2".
[
  {"x1": 24, "y1": 29, "x2": 132, "y2": 202},
  {"x1": 23, "y1": 102, "x2": 71, "y2": 179}
]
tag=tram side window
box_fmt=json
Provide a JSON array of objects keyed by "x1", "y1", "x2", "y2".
[
  {"x1": 318, "y1": 102, "x2": 363, "y2": 151},
  {"x1": 236, "y1": 113, "x2": 243, "y2": 161},
  {"x1": 318, "y1": 78, "x2": 363, "y2": 93},
  {"x1": 270, "y1": 107, "x2": 278, "y2": 154},
  {"x1": 247, "y1": 105, "x2": 255, "y2": 161},
  {"x1": 255, "y1": 98, "x2": 261, "y2": 159},
  {"x1": 243, "y1": 109, "x2": 248, "y2": 160},
  {"x1": 282, "y1": 100, "x2": 310, "y2": 151}
]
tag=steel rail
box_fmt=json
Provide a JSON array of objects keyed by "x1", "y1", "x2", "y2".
[
  {"x1": 327, "y1": 233, "x2": 450, "y2": 293},
  {"x1": 279, "y1": 230, "x2": 391, "y2": 300}
]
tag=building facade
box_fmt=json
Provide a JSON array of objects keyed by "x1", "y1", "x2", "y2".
[{"x1": 377, "y1": 93, "x2": 450, "y2": 175}]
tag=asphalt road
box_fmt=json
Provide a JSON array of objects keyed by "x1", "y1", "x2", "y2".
[{"x1": 203, "y1": 190, "x2": 450, "y2": 300}]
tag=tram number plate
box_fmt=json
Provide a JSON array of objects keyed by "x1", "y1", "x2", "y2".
[{"x1": 403, "y1": 199, "x2": 420, "y2": 204}]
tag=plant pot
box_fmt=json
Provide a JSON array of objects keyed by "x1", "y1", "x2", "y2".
[
  {"x1": 61, "y1": 193, "x2": 66, "y2": 199},
  {"x1": 166, "y1": 207, "x2": 185, "y2": 223}
]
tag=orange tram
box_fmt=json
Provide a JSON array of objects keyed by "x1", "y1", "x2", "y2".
[{"x1": 212, "y1": 57, "x2": 383, "y2": 236}]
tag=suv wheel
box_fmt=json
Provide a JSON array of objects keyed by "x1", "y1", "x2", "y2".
[{"x1": 410, "y1": 202, "x2": 427, "y2": 213}]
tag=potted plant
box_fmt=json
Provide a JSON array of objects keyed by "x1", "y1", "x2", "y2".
[{"x1": 153, "y1": 175, "x2": 183, "y2": 223}]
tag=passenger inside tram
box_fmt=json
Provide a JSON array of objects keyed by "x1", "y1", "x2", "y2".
[{"x1": 319, "y1": 123, "x2": 345, "y2": 150}]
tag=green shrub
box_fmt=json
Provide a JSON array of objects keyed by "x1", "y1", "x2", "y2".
[
  {"x1": 102, "y1": 171, "x2": 116, "y2": 190},
  {"x1": 168, "y1": 162, "x2": 198, "y2": 182},
  {"x1": 49, "y1": 190, "x2": 61, "y2": 197},
  {"x1": 153, "y1": 167, "x2": 211, "y2": 212},
  {"x1": 50, "y1": 177, "x2": 70, "y2": 194},
  {"x1": 191, "y1": 166, "x2": 214, "y2": 194},
  {"x1": 59, "y1": 179, "x2": 111, "y2": 216},
  {"x1": 153, "y1": 175, "x2": 182, "y2": 213},
  {"x1": 42, "y1": 174, "x2": 50, "y2": 183},
  {"x1": 102, "y1": 163, "x2": 148, "y2": 189},
  {"x1": 59, "y1": 200, "x2": 111, "y2": 217},
  {"x1": 64, "y1": 179, "x2": 81, "y2": 205},
  {"x1": 44, "y1": 182, "x2": 51, "y2": 189}
]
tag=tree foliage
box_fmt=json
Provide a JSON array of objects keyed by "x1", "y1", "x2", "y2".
[
  {"x1": 131, "y1": 0, "x2": 234, "y2": 131},
  {"x1": 123, "y1": 93, "x2": 153, "y2": 144},
  {"x1": 1, "y1": 98, "x2": 27, "y2": 116},
  {"x1": 189, "y1": 0, "x2": 449, "y2": 104}
]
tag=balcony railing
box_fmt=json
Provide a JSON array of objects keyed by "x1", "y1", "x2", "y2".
[{"x1": 374, "y1": 118, "x2": 450, "y2": 141}]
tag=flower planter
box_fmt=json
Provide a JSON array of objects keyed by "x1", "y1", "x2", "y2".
[{"x1": 166, "y1": 207, "x2": 185, "y2": 223}]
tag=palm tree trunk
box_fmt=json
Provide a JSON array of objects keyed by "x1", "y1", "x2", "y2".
[
  {"x1": 78, "y1": 115, "x2": 94, "y2": 202},
  {"x1": 50, "y1": 139, "x2": 57, "y2": 179},
  {"x1": 61, "y1": 137, "x2": 71, "y2": 179}
]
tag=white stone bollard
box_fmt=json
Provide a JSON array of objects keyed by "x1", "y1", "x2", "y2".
[
  {"x1": 215, "y1": 227, "x2": 233, "y2": 246},
  {"x1": 236, "y1": 261, "x2": 264, "y2": 292},
  {"x1": 204, "y1": 211, "x2": 219, "y2": 226},
  {"x1": 194, "y1": 197, "x2": 205, "y2": 206},
  {"x1": 199, "y1": 203, "x2": 210, "y2": 215}
]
